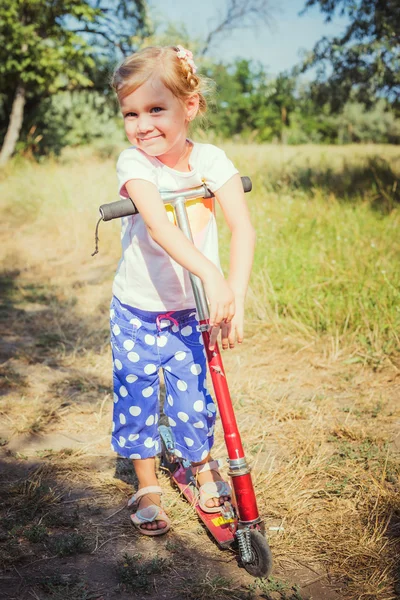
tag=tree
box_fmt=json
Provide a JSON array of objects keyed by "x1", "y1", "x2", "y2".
[
  {"x1": 301, "y1": 0, "x2": 400, "y2": 110},
  {"x1": 0, "y1": 0, "x2": 148, "y2": 166},
  {"x1": 204, "y1": 60, "x2": 297, "y2": 142}
]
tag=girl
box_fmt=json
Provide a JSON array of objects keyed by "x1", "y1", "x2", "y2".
[{"x1": 110, "y1": 45, "x2": 255, "y2": 535}]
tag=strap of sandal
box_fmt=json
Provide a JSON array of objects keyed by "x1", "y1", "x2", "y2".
[
  {"x1": 127, "y1": 485, "x2": 163, "y2": 508},
  {"x1": 191, "y1": 459, "x2": 223, "y2": 476}
]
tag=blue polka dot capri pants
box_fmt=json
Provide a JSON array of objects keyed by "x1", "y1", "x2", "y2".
[{"x1": 110, "y1": 296, "x2": 216, "y2": 462}]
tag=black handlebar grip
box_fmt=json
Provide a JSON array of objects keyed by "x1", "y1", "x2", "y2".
[
  {"x1": 241, "y1": 176, "x2": 252, "y2": 193},
  {"x1": 100, "y1": 198, "x2": 138, "y2": 221}
]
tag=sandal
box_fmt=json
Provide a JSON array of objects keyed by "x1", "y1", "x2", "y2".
[
  {"x1": 191, "y1": 460, "x2": 231, "y2": 514},
  {"x1": 127, "y1": 485, "x2": 171, "y2": 536}
]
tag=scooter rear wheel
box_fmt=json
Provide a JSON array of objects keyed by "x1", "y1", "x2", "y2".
[{"x1": 243, "y1": 530, "x2": 273, "y2": 577}]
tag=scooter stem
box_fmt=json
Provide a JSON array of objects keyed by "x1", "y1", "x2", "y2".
[{"x1": 174, "y1": 197, "x2": 260, "y2": 524}]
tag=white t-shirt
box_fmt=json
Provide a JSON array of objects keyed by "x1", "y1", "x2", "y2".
[{"x1": 113, "y1": 141, "x2": 238, "y2": 311}]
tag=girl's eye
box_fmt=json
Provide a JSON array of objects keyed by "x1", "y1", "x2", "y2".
[
  {"x1": 151, "y1": 107, "x2": 163, "y2": 113},
  {"x1": 124, "y1": 112, "x2": 137, "y2": 118}
]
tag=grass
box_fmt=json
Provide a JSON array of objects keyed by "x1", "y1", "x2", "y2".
[
  {"x1": 116, "y1": 552, "x2": 170, "y2": 592},
  {"x1": 0, "y1": 143, "x2": 399, "y2": 600}
]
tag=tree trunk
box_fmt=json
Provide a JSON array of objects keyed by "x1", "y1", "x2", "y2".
[{"x1": 0, "y1": 83, "x2": 26, "y2": 167}]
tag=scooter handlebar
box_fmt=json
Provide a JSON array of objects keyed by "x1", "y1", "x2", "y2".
[{"x1": 99, "y1": 175, "x2": 252, "y2": 222}]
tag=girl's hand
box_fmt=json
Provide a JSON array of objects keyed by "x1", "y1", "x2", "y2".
[
  {"x1": 209, "y1": 297, "x2": 244, "y2": 351},
  {"x1": 203, "y1": 269, "x2": 235, "y2": 331},
  {"x1": 223, "y1": 298, "x2": 244, "y2": 349}
]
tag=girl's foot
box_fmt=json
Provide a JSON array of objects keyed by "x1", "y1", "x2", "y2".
[
  {"x1": 191, "y1": 458, "x2": 231, "y2": 511},
  {"x1": 128, "y1": 486, "x2": 170, "y2": 535}
]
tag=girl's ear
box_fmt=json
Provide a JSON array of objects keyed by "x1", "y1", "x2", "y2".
[{"x1": 186, "y1": 94, "x2": 199, "y2": 122}]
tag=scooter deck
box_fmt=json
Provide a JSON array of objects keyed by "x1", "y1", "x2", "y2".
[{"x1": 172, "y1": 463, "x2": 236, "y2": 548}]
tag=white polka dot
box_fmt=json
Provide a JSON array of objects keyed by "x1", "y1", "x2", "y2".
[
  {"x1": 126, "y1": 374, "x2": 138, "y2": 383},
  {"x1": 207, "y1": 403, "x2": 216, "y2": 413},
  {"x1": 144, "y1": 437, "x2": 154, "y2": 448},
  {"x1": 145, "y1": 334, "x2": 155, "y2": 345},
  {"x1": 175, "y1": 351, "x2": 186, "y2": 361},
  {"x1": 128, "y1": 351, "x2": 140, "y2": 363},
  {"x1": 194, "y1": 421, "x2": 204, "y2": 428},
  {"x1": 201, "y1": 449, "x2": 209, "y2": 460},
  {"x1": 129, "y1": 453, "x2": 141, "y2": 459},
  {"x1": 112, "y1": 324, "x2": 121, "y2": 335},
  {"x1": 165, "y1": 366, "x2": 172, "y2": 372},
  {"x1": 142, "y1": 386, "x2": 154, "y2": 398},
  {"x1": 128, "y1": 433, "x2": 139, "y2": 442},
  {"x1": 193, "y1": 400, "x2": 204, "y2": 412},
  {"x1": 172, "y1": 324, "x2": 179, "y2": 333},
  {"x1": 168, "y1": 417, "x2": 177, "y2": 427},
  {"x1": 155, "y1": 413, "x2": 159, "y2": 423},
  {"x1": 154, "y1": 440, "x2": 159, "y2": 451},
  {"x1": 177, "y1": 411, "x2": 189, "y2": 422},
  {"x1": 145, "y1": 415, "x2": 155, "y2": 426},
  {"x1": 199, "y1": 334, "x2": 203, "y2": 343},
  {"x1": 167, "y1": 394, "x2": 173, "y2": 406},
  {"x1": 130, "y1": 318, "x2": 142, "y2": 329},
  {"x1": 120, "y1": 385, "x2": 128, "y2": 397},
  {"x1": 114, "y1": 359, "x2": 122, "y2": 371},
  {"x1": 174, "y1": 448, "x2": 182, "y2": 457},
  {"x1": 129, "y1": 406, "x2": 141, "y2": 416},
  {"x1": 144, "y1": 363, "x2": 157, "y2": 375},
  {"x1": 189, "y1": 311, "x2": 196, "y2": 317},
  {"x1": 110, "y1": 309, "x2": 115, "y2": 318},
  {"x1": 207, "y1": 425, "x2": 214, "y2": 438},
  {"x1": 119, "y1": 436, "x2": 126, "y2": 447},
  {"x1": 112, "y1": 421, "x2": 115, "y2": 432},
  {"x1": 113, "y1": 393, "x2": 119, "y2": 403},
  {"x1": 159, "y1": 319, "x2": 170, "y2": 329},
  {"x1": 191, "y1": 364, "x2": 202, "y2": 375},
  {"x1": 177, "y1": 380, "x2": 188, "y2": 392},
  {"x1": 181, "y1": 325, "x2": 192, "y2": 336},
  {"x1": 157, "y1": 336, "x2": 168, "y2": 347},
  {"x1": 123, "y1": 339, "x2": 135, "y2": 351},
  {"x1": 184, "y1": 436, "x2": 194, "y2": 447},
  {"x1": 119, "y1": 413, "x2": 126, "y2": 425}
]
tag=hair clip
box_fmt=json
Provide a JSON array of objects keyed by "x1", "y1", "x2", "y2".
[{"x1": 176, "y1": 45, "x2": 197, "y2": 74}]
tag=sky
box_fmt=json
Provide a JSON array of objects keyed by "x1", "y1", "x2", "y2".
[{"x1": 148, "y1": 0, "x2": 348, "y2": 75}]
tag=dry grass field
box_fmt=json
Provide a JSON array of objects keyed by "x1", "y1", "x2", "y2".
[{"x1": 0, "y1": 143, "x2": 399, "y2": 600}]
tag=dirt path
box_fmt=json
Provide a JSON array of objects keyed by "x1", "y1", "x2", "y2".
[{"x1": 1, "y1": 269, "x2": 399, "y2": 600}]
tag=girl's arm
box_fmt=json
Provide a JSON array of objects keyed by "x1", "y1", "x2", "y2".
[
  {"x1": 210, "y1": 173, "x2": 256, "y2": 350},
  {"x1": 125, "y1": 179, "x2": 235, "y2": 327}
]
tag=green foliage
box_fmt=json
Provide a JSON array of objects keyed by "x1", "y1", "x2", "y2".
[
  {"x1": 0, "y1": 0, "x2": 98, "y2": 96},
  {"x1": 203, "y1": 60, "x2": 296, "y2": 142},
  {"x1": 20, "y1": 90, "x2": 123, "y2": 155},
  {"x1": 336, "y1": 100, "x2": 400, "y2": 144},
  {"x1": 201, "y1": 58, "x2": 400, "y2": 144},
  {"x1": 301, "y1": 0, "x2": 400, "y2": 109}
]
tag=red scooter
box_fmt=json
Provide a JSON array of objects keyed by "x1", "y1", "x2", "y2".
[{"x1": 95, "y1": 178, "x2": 272, "y2": 577}]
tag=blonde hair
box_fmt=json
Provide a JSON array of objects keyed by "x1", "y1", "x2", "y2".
[{"x1": 111, "y1": 46, "x2": 208, "y2": 116}]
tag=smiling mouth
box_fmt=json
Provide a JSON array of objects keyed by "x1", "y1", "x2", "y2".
[{"x1": 138, "y1": 135, "x2": 162, "y2": 142}]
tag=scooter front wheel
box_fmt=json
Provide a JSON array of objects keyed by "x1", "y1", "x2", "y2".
[{"x1": 242, "y1": 530, "x2": 273, "y2": 577}]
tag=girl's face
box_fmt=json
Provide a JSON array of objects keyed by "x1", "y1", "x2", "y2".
[{"x1": 120, "y1": 76, "x2": 198, "y2": 165}]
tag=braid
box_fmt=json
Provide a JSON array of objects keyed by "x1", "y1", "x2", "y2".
[{"x1": 180, "y1": 60, "x2": 198, "y2": 90}]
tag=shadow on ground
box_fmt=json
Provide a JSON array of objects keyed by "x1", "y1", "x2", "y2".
[
  {"x1": 0, "y1": 454, "x2": 310, "y2": 600},
  {"x1": 262, "y1": 155, "x2": 400, "y2": 213},
  {"x1": 0, "y1": 268, "x2": 109, "y2": 370}
]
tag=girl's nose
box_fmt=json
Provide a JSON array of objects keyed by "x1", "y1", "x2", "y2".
[{"x1": 137, "y1": 114, "x2": 153, "y2": 134}]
